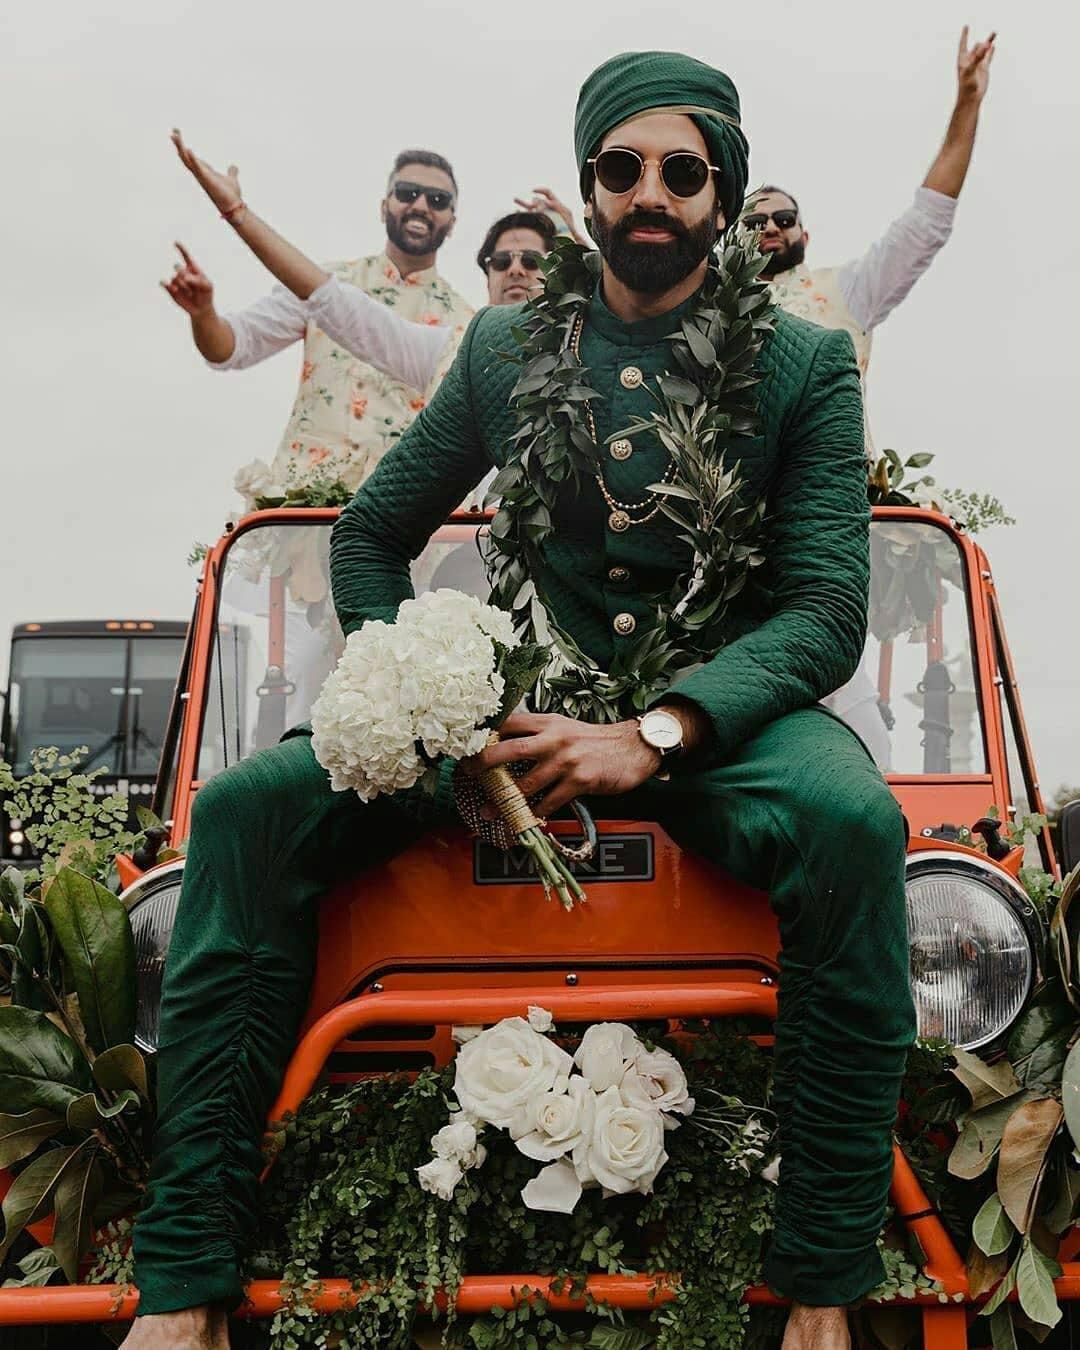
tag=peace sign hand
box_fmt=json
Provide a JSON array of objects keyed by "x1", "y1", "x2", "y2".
[
  {"x1": 171, "y1": 128, "x2": 244, "y2": 216},
  {"x1": 161, "y1": 242, "x2": 214, "y2": 317},
  {"x1": 957, "y1": 26, "x2": 996, "y2": 105}
]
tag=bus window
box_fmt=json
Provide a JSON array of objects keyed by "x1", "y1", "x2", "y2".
[{"x1": 127, "y1": 638, "x2": 186, "y2": 776}]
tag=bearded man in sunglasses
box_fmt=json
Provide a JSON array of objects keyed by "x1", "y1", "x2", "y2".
[
  {"x1": 131, "y1": 51, "x2": 911, "y2": 1350},
  {"x1": 163, "y1": 144, "x2": 473, "y2": 494},
  {"x1": 748, "y1": 27, "x2": 995, "y2": 454}
]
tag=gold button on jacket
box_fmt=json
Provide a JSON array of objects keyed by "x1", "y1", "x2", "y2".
[
  {"x1": 609, "y1": 438, "x2": 633, "y2": 461},
  {"x1": 613, "y1": 612, "x2": 637, "y2": 635},
  {"x1": 619, "y1": 366, "x2": 643, "y2": 389}
]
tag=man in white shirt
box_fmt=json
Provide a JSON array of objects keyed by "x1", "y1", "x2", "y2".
[
  {"x1": 747, "y1": 26, "x2": 995, "y2": 452},
  {"x1": 163, "y1": 144, "x2": 474, "y2": 493}
]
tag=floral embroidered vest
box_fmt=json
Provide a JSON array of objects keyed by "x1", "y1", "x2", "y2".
[
  {"x1": 272, "y1": 253, "x2": 473, "y2": 493},
  {"x1": 767, "y1": 263, "x2": 874, "y2": 454}
]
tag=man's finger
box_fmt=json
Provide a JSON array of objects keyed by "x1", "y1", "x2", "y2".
[
  {"x1": 475, "y1": 736, "x2": 551, "y2": 771},
  {"x1": 958, "y1": 24, "x2": 969, "y2": 58},
  {"x1": 174, "y1": 241, "x2": 197, "y2": 270},
  {"x1": 532, "y1": 779, "x2": 579, "y2": 821},
  {"x1": 513, "y1": 757, "x2": 565, "y2": 801},
  {"x1": 499, "y1": 711, "x2": 554, "y2": 738}
]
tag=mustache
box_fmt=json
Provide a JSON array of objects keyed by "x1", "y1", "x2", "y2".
[
  {"x1": 612, "y1": 210, "x2": 690, "y2": 241},
  {"x1": 402, "y1": 211, "x2": 433, "y2": 227}
]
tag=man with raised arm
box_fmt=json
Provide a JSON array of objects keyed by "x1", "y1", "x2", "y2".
[
  {"x1": 749, "y1": 27, "x2": 996, "y2": 450},
  {"x1": 128, "y1": 52, "x2": 913, "y2": 1350},
  {"x1": 163, "y1": 145, "x2": 473, "y2": 492}
]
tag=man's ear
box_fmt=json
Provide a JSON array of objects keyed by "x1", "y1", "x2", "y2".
[
  {"x1": 380, "y1": 197, "x2": 388, "y2": 226},
  {"x1": 716, "y1": 208, "x2": 726, "y2": 234},
  {"x1": 801, "y1": 228, "x2": 810, "y2": 248}
]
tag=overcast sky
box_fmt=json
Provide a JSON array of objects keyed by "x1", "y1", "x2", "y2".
[{"x1": 3, "y1": 0, "x2": 1077, "y2": 800}]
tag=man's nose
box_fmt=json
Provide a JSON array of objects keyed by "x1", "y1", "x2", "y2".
[
  {"x1": 506, "y1": 256, "x2": 528, "y2": 278},
  {"x1": 629, "y1": 159, "x2": 669, "y2": 211}
]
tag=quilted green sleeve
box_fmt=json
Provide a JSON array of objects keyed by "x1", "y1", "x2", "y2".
[
  {"x1": 330, "y1": 313, "x2": 493, "y2": 637},
  {"x1": 662, "y1": 326, "x2": 869, "y2": 759}
]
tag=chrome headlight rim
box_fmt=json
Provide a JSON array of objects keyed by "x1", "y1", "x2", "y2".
[
  {"x1": 120, "y1": 857, "x2": 186, "y2": 1054},
  {"x1": 905, "y1": 849, "x2": 1041, "y2": 1053}
]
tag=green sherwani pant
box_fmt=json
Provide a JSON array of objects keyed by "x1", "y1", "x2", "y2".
[{"x1": 133, "y1": 705, "x2": 914, "y2": 1314}]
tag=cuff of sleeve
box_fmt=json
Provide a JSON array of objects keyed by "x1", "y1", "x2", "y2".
[
  {"x1": 913, "y1": 185, "x2": 958, "y2": 224},
  {"x1": 203, "y1": 317, "x2": 243, "y2": 371},
  {"x1": 306, "y1": 273, "x2": 340, "y2": 315}
]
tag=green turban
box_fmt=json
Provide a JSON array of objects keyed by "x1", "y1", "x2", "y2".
[{"x1": 574, "y1": 50, "x2": 749, "y2": 226}]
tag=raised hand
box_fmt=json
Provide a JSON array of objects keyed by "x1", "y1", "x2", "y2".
[
  {"x1": 171, "y1": 128, "x2": 244, "y2": 217},
  {"x1": 957, "y1": 25, "x2": 996, "y2": 105},
  {"x1": 512, "y1": 185, "x2": 590, "y2": 245},
  {"x1": 161, "y1": 242, "x2": 214, "y2": 317}
]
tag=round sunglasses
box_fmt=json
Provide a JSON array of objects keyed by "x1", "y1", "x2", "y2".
[
  {"x1": 587, "y1": 148, "x2": 719, "y2": 200},
  {"x1": 391, "y1": 180, "x2": 455, "y2": 213},
  {"x1": 743, "y1": 209, "x2": 799, "y2": 231},
  {"x1": 485, "y1": 249, "x2": 547, "y2": 273}
]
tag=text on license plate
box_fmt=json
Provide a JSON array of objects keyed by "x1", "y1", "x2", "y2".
[{"x1": 473, "y1": 833, "x2": 655, "y2": 885}]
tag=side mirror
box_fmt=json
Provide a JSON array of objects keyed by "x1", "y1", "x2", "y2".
[{"x1": 1059, "y1": 800, "x2": 1080, "y2": 875}]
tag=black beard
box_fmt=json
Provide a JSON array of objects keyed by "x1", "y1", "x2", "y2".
[
  {"x1": 385, "y1": 210, "x2": 451, "y2": 257},
  {"x1": 759, "y1": 237, "x2": 806, "y2": 278},
  {"x1": 590, "y1": 205, "x2": 718, "y2": 295}
]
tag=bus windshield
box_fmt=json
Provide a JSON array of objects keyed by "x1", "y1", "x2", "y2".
[{"x1": 6, "y1": 634, "x2": 186, "y2": 777}]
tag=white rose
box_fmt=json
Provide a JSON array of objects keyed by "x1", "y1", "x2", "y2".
[
  {"x1": 431, "y1": 1119, "x2": 486, "y2": 1170},
  {"x1": 510, "y1": 1076, "x2": 595, "y2": 1163},
  {"x1": 527, "y1": 1005, "x2": 554, "y2": 1034},
  {"x1": 416, "y1": 1155, "x2": 464, "y2": 1201},
  {"x1": 454, "y1": 1017, "x2": 573, "y2": 1129},
  {"x1": 620, "y1": 1046, "x2": 694, "y2": 1124},
  {"x1": 522, "y1": 1157, "x2": 583, "y2": 1214},
  {"x1": 573, "y1": 1022, "x2": 639, "y2": 1092},
  {"x1": 452, "y1": 1025, "x2": 483, "y2": 1044},
  {"x1": 577, "y1": 1085, "x2": 667, "y2": 1196}
]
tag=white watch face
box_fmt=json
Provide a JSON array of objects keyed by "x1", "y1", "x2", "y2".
[{"x1": 640, "y1": 710, "x2": 683, "y2": 751}]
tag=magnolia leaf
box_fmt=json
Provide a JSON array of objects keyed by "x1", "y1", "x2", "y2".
[
  {"x1": 968, "y1": 1242, "x2": 1011, "y2": 1298},
  {"x1": 1060, "y1": 1040, "x2": 1080, "y2": 1157},
  {"x1": 43, "y1": 867, "x2": 136, "y2": 1054},
  {"x1": 997, "y1": 1098, "x2": 1064, "y2": 1233},
  {"x1": 0, "y1": 1140, "x2": 90, "y2": 1265},
  {"x1": 1015, "y1": 1238, "x2": 1062, "y2": 1330},
  {"x1": 91, "y1": 1044, "x2": 149, "y2": 1103},
  {"x1": 0, "y1": 1245, "x2": 62, "y2": 1288},
  {"x1": 0, "y1": 1005, "x2": 93, "y2": 1115},
  {"x1": 51, "y1": 1145, "x2": 104, "y2": 1281},
  {"x1": 1008, "y1": 981, "x2": 1075, "y2": 1064},
  {"x1": 988, "y1": 1307, "x2": 1018, "y2": 1350},
  {"x1": 950, "y1": 1047, "x2": 1022, "y2": 1109},
  {"x1": 1042, "y1": 1152, "x2": 1080, "y2": 1233},
  {"x1": 949, "y1": 1093, "x2": 1032, "y2": 1180},
  {"x1": 1013, "y1": 1308, "x2": 1056, "y2": 1343},
  {"x1": 1017, "y1": 1025, "x2": 1073, "y2": 1091},
  {"x1": 982, "y1": 1260, "x2": 1018, "y2": 1317},
  {"x1": 973, "y1": 1194, "x2": 1017, "y2": 1257},
  {"x1": 66, "y1": 1089, "x2": 141, "y2": 1132},
  {"x1": 0, "y1": 1108, "x2": 65, "y2": 1168}
]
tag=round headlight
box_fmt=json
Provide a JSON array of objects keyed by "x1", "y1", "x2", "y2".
[
  {"x1": 906, "y1": 852, "x2": 1039, "y2": 1052},
  {"x1": 120, "y1": 859, "x2": 185, "y2": 1053}
]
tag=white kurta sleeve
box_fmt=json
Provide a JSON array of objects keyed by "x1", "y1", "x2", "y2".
[
  {"x1": 305, "y1": 275, "x2": 453, "y2": 393},
  {"x1": 207, "y1": 284, "x2": 311, "y2": 371},
  {"x1": 837, "y1": 187, "x2": 957, "y2": 331}
]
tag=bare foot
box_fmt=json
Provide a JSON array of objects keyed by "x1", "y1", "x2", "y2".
[
  {"x1": 782, "y1": 1302, "x2": 851, "y2": 1350},
  {"x1": 121, "y1": 1305, "x2": 229, "y2": 1348}
]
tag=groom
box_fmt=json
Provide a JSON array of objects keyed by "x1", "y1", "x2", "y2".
[{"x1": 128, "y1": 52, "x2": 914, "y2": 1350}]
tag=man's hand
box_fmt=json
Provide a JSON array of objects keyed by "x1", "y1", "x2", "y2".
[
  {"x1": 956, "y1": 25, "x2": 995, "y2": 106},
  {"x1": 171, "y1": 128, "x2": 244, "y2": 217},
  {"x1": 469, "y1": 712, "x2": 661, "y2": 820},
  {"x1": 161, "y1": 242, "x2": 214, "y2": 316},
  {"x1": 513, "y1": 186, "x2": 589, "y2": 247}
]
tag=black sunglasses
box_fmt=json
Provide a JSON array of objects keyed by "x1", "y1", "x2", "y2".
[
  {"x1": 587, "y1": 148, "x2": 719, "y2": 200},
  {"x1": 743, "y1": 209, "x2": 799, "y2": 231},
  {"x1": 392, "y1": 180, "x2": 455, "y2": 212},
  {"x1": 485, "y1": 249, "x2": 547, "y2": 273}
]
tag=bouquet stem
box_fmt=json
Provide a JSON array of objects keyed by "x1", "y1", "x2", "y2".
[{"x1": 478, "y1": 734, "x2": 586, "y2": 910}]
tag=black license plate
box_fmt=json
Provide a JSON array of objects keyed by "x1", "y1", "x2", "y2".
[{"x1": 473, "y1": 833, "x2": 655, "y2": 885}]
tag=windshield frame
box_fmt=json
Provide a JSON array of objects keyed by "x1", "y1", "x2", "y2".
[{"x1": 165, "y1": 505, "x2": 1009, "y2": 840}]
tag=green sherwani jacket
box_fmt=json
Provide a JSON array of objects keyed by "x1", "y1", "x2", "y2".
[{"x1": 331, "y1": 285, "x2": 869, "y2": 755}]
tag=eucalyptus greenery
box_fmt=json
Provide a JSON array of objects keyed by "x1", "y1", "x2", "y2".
[{"x1": 484, "y1": 235, "x2": 774, "y2": 723}]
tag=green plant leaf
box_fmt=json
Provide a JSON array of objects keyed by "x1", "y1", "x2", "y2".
[
  {"x1": 43, "y1": 867, "x2": 135, "y2": 1054},
  {"x1": 0, "y1": 1108, "x2": 65, "y2": 1168},
  {"x1": 0, "y1": 1140, "x2": 90, "y2": 1265},
  {"x1": 0, "y1": 1245, "x2": 62, "y2": 1288},
  {"x1": 1060, "y1": 1039, "x2": 1080, "y2": 1154},
  {"x1": 949, "y1": 1093, "x2": 1032, "y2": 1180},
  {"x1": 997, "y1": 1098, "x2": 1063, "y2": 1233},
  {"x1": 989, "y1": 1306, "x2": 1018, "y2": 1350},
  {"x1": 981, "y1": 1260, "x2": 1018, "y2": 1317},
  {"x1": 92, "y1": 1044, "x2": 149, "y2": 1103},
  {"x1": 974, "y1": 1194, "x2": 1016, "y2": 1257},
  {"x1": 1008, "y1": 981, "x2": 1076, "y2": 1064},
  {"x1": 950, "y1": 1047, "x2": 1022, "y2": 1109},
  {"x1": 66, "y1": 1089, "x2": 141, "y2": 1132},
  {"x1": 0, "y1": 1006, "x2": 93, "y2": 1115},
  {"x1": 1015, "y1": 1238, "x2": 1062, "y2": 1330},
  {"x1": 51, "y1": 1144, "x2": 104, "y2": 1281}
]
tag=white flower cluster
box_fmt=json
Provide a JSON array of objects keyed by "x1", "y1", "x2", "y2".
[
  {"x1": 233, "y1": 457, "x2": 282, "y2": 511},
  {"x1": 310, "y1": 589, "x2": 519, "y2": 802},
  {"x1": 418, "y1": 1009, "x2": 694, "y2": 1215}
]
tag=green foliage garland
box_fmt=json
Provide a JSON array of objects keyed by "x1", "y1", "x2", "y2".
[{"x1": 484, "y1": 236, "x2": 775, "y2": 723}]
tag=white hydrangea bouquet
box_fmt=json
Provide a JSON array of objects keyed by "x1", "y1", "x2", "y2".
[
  {"x1": 416, "y1": 1008, "x2": 698, "y2": 1215},
  {"x1": 310, "y1": 589, "x2": 587, "y2": 908}
]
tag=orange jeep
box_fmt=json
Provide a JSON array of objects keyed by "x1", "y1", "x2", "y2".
[{"x1": 0, "y1": 504, "x2": 1072, "y2": 1347}]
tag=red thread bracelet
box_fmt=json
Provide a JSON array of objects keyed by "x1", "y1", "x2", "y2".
[{"x1": 221, "y1": 200, "x2": 246, "y2": 221}]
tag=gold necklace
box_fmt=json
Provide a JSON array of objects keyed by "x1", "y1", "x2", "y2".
[{"x1": 569, "y1": 315, "x2": 678, "y2": 533}]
